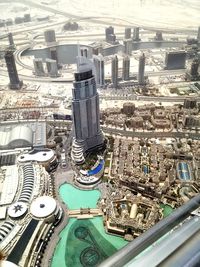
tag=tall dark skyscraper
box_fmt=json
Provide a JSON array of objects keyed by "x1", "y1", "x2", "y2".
[
  {"x1": 49, "y1": 47, "x2": 57, "y2": 61},
  {"x1": 133, "y1": 27, "x2": 140, "y2": 41},
  {"x1": 81, "y1": 48, "x2": 88, "y2": 58},
  {"x1": 125, "y1": 27, "x2": 132, "y2": 39},
  {"x1": 49, "y1": 46, "x2": 59, "y2": 68},
  {"x1": 154, "y1": 31, "x2": 163, "y2": 41},
  {"x1": 105, "y1": 26, "x2": 116, "y2": 44},
  {"x1": 71, "y1": 58, "x2": 104, "y2": 164},
  {"x1": 44, "y1": 29, "x2": 56, "y2": 44},
  {"x1": 4, "y1": 50, "x2": 23, "y2": 90},
  {"x1": 8, "y1": 33, "x2": 14, "y2": 47},
  {"x1": 46, "y1": 58, "x2": 58, "y2": 77},
  {"x1": 105, "y1": 26, "x2": 114, "y2": 41},
  {"x1": 186, "y1": 58, "x2": 200, "y2": 81},
  {"x1": 138, "y1": 53, "x2": 145, "y2": 85},
  {"x1": 111, "y1": 55, "x2": 118, "y2": 88},
  {"x1": 122, "y1": 56, "x2": 130, "y2": 81},
  {"x1": 124, "y1": 39, "x2": 132, "y2": 55},
  {"x1": 190, "y1": 59, "x2": 199, "y2": 76},
  {"x1": 33, "y1": 58, "x2": 45, "y2": 76},
  {"x1": 93, "y1": 54, "x2": 105, "y2": 87},
  {"x1": 197, "y1": 26, "x2": 200, "y2": 41}
]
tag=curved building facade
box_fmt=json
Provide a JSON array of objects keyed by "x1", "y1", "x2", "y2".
[
  {"x1": 71, "y1": 61, "x2": 104, "y2": 164},
  {"x1": 18, "y1": 149, "x2": 58, "y2": 172}
]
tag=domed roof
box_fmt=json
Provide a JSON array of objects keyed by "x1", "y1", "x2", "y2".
[
  {"x1": 8, "y1": 202, "x2": 27, "y2": 219},
  {"x1": 30, "y1": 196, "x2": 57, "y2": 218}
]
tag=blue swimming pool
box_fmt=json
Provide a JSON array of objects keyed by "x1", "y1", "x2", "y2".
[
  {"x1": 143, "y1": 165, "x2": 149, "y2": 174},
  {"x1": 177, "y1": 162, "x2": 191, "y2": 180},
  {"x1": 88, "y1": 159, "x2": 104, "y2": 176}
]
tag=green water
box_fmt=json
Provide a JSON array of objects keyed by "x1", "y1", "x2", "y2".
[
  {"x1": 59, "y1": 183, "x2": 101, "y2": 209},
  {"x1": 51, "y1": 184, "x2": 128, "y2": 267},
  {"x1": 160, "y1": 204, "x2": 174, "y2": 217}
]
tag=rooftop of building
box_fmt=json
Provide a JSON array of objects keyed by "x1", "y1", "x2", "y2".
[{"x1": 0, "y1": 121, "x2": 46, "y2": 148}]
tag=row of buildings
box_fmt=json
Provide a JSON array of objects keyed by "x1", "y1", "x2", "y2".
[
  {"x1": 102, "y1": 99, "x2": 200, "y2": 131},
  {"x1": 104, "y1": 25, "x2": 200, "y2": 44},
  {"x1": 102, "y1": 102, "x2": 172, "y2": 130},
  {"x1": 3, "y1": 26, "x2": 200, "y2": 90},
  {"x1": 111, "y1": 53, "x2": 146, "y2": 88},
  {"x1": 0, "y1": 14, "x2": 31, "y2": 28}
]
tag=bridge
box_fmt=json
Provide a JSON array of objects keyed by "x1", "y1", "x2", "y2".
[{"x1": 68, "y1": 208, "x2": 103, "y2": 219}]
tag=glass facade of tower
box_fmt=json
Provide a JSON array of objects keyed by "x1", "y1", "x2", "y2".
[
  {"x1": 71, "y1": 67, "x2": 104, "y2": 164},
  {"x1": 4, "y1": 50, "x2": 23, "y2": 90}
]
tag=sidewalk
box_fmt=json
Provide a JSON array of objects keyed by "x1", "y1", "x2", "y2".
[{"x1": 42, "y1": 167, "x2": 74, "y2": 267}]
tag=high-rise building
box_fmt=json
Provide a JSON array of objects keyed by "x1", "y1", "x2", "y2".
[
  {"x1": 105, "y1": 26, "x2": 116, "y2": 44},
  {"x1": 92, "y1": 44, "x2": 103, "y2": 56},
  {"x1": 8, "y1": 33, "x2": 14, "y2": 47},
  {"x1": 71, "y1": 58, "x2": 104, "y2": 164},
  {"x1": 4, "y1": 50, "x2": 23, "y2": 90},
  {"x1": 190, "y1": 59, "x2": 199, "y2": 76},
  {"x1": 186, "y1": 58, "x2": 200, "y2": 81},
  {"x1": 138, "y1": 53, "x2": 145, "y2": 85},
  {"x1": 44, "y1": 29, "x2": 56, "y2": 44},
  {"x1": 187, "y1": 37, "x2": 198, "y2": 45},
  {"x1": 81, "y1": 48, "x2": 88, "y2": 58},
  {"x1": 93, "y1": 54, "x2": 105, "y2": 87},
  {"x1": 183, "y1": 98, "x2": 197, "y2": 109},
  {"x1": 107, "y1": 34, "x2": 116, "y2": 44},
  {"x1": 105, "y1": 26, "x2": 114, "y2": 41},
  {"x1": 154, "y1": 31, "x2": 163, "y2": 41},
  {"x1": 111, "y1": 55, "x2": 118, "y2": 88},
  {"x1": 33, "y1": 58, "x2": 45, "y2": 76},
  {"x1": 124, "y1": 39, "x2": 132, "y2": 55},
  {"x1": 46, "y1": 59, "x2": 58, "y2": 77},
  {"x1": 49, "y1": 46, "x2": 58, "y2": 63},
  {"x1": 133, "y1": 27, "x2": 140, "y2": 41},
  {"x1": 197, "y1": 26, "x2": 200, "y2": 41},
  {"x1": 24, "y1": 14, "x2": 31, "y2": 22},
  {"x1": 122, "y1": 56, "x2": 130, "y2": 81},
  {"x1": 125, "y1": 27, "x2": 131, "y2": 39}
]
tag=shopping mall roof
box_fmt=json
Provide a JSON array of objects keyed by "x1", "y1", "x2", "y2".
[
  {"x1": 30, "y1": 196, "x2": 57, "y2": 218},
  {"x1": 18, "y1": 149, "x2": 55, "y2": 163},
  {"x1": 0, "y1": 121, "x2": 46, "y2": 149},
  {"x1": 0, "y1": 125, "x2": 33, "y2": 149}
]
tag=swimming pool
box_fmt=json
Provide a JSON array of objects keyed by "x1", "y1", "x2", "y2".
[{"x1": 177, "y1": 162, "x2": 191, "y2": 180}]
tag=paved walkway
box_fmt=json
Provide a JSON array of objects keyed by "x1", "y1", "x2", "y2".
[{"x1": 42, "y1": 166, "x2": 74, "y2": 267}]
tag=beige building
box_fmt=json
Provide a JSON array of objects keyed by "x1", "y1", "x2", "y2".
[
  {"x1": 122, "y1": 102, "x2": 135, "y2": 115},
  {"x1": 129, "y1": 117, "x2": 143, "y2": 128}
]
